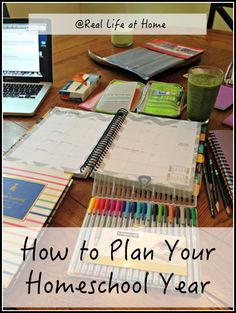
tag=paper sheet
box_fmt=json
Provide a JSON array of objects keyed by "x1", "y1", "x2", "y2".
[
  {"x1": 5, "y1": 108, "x2": 114, "y2": 176},
  {"x1": 100, "y1": 113, "x2": 200, "y2": 191}
]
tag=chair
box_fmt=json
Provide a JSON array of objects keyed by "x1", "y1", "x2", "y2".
[{"x1": 207, "y1": 3, "x2": 233, "y2": 30}]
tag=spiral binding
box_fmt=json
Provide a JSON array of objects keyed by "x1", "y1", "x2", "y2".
[
  {"x1": 80, "y1": 108, "x2": 128, "y2": 177},
  {"x1": 207, "y1": 132, "x2": 233, "y2": 204}
]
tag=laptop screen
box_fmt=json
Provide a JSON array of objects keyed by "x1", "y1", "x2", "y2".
[{"x1": 3, "y1": 19, "x2": 52, "y2": 82}]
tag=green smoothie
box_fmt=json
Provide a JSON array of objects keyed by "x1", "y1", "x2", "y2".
[{"x1": 187, "y1": 72, "x2": 223, "y2": 123}]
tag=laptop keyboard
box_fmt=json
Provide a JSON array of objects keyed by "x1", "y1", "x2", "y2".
[{"x1": 3, "y1": 84, "x2": 43, "y2": 99}]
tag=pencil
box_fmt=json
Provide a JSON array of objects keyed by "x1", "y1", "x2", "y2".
[
  {"x1": 209, "y1": 160, "x2": 220, "y2": 214},
  {"x1": 204, "y1": 142, "x2": 213, "y2": 191},
  {"x1": 214, "y1": 169, "x2": 231, "y2": 216},
  {"x1": 203, "y1": 162, "x2": 215, "y2": 218}
]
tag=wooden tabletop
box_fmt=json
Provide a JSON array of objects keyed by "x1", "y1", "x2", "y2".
[{"x1": 3, "y1": 30, "x2": 233, "y2": 227}]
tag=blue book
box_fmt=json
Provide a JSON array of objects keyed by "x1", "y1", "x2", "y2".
[{"x1": 3, "y1": 177, "x2": 46, "y2": 220}]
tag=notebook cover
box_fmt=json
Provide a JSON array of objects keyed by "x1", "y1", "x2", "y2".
[
  {"x1": 3, "y1": 161, "x2": 72, "y2": 289},
  {"x1": 222, "y1": 113, "x2": 233, "y2": 128},
  {"x1": 209, "y1": 130, "x2": 233, "y2": 174},
  {"x1": 214, "y1": 85, "x2": 233, "y2": 111}
]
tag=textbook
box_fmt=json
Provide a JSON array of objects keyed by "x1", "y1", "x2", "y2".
[
  {"x1": 3, "y1": 161, "x2": 72, "y2": 289},
  {"x1": 5, "y1": 107, "x2": 202, "y2": 205}
]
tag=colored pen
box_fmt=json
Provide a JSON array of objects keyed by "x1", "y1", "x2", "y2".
[
  {"x1": 141, "y1": 202, "x2": 147, "y2": 226},
  {"x1": 105, "y1": 199, "x2": 116, "y2": 227},
  {"x1": 128, "y1": 202, "x2": 136, "y2": 227},
  {"x1": 173, "y1": 206, "x2": 180, "y2": 287},
  {"x1": 117, "y1": 200, "x2": 126, "y2": 227},
  {"x1": 122, "y1": 201, "x2": 130, "y2": 228},
  {"x1": 215, "y1": 169, "x2": 231, "y2": 216},
  {"x1": 190, "y1": 208, "x2": 199, "y2": 283},
  {"x1": 185, "y1": 207, "x2": 193, "y2": 285},
  {"x1": 145, "y1": 203, "x2": 152, "y2": 227},
  {"x1": 82, "y1": 197, "x2": 96, "y2": 227},
  {"x1": 157, "y1": 204, "x2": 164, "y2": 227},
  {"x1": 203, "y1": 162, "x2": 215, "y2": 218},
  {"x1": 99, "y1": 198, "x2": 110, "y2": 227},
  {"x1": 112, "y1": 200, "x2": 121, "y2": 227},
  {"x1": 94, "y1": 198, "x2": 105, "y2": 227},
  {"x1": 163, "y1": 205, "x2": 168, "y2": 228},
  {"x1": 168, "y1": 205, "x2": 174, "y2": 226},
  {"x1": 204, "y1": 142, "x2": 212, "y2": 190},
  {"x1": 134, "y1": 202, "x2": 142, "y2": 225},
  {"x1": 209, "y1": 160, "x2": 220, "y2": 214},
  {"x1": 151, "y1": 204, "x2": 158, "y2": 227},
  {"x1": 180, "y1": 206, "x2": 186, "y2": 227}
]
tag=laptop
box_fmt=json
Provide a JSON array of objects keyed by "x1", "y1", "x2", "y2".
[{"x1": 3, "y1": 18, "x2": 53, "y2": 116}]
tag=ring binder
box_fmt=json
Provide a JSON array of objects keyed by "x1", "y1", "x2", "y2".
[{"x1": 80, "y1": 108, "x2": 128, "y2": 177}]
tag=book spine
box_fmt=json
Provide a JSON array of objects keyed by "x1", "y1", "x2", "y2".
[
  {"x1": 80, "y1": 108, "x2": 128, "y2": 177},
  {"x1": 207, "y1": 133, "x2": 233, "y2": 206}
]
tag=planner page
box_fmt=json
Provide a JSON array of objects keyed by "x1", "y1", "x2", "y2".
[
  {"x1": 99, "y1": 113, "x2": 201, "y2": 192},
  {"x1": 5, "y1": 107, "x2": 114, "y2": 176}
]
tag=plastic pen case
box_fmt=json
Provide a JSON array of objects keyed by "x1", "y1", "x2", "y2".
[{"x1": 94, "y1": 79, "x2": 185, "y2": 118}]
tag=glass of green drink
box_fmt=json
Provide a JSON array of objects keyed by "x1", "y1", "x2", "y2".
[{"x1": 187, "y1": 66, "x2": 224, "y2": 124}]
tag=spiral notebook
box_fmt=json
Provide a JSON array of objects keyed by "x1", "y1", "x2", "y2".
[
  {"x1": 5, "y1": 107, "x2": 201, "y2": 204},
  {"x1": 207, "y1": 130, "x2": 233, "y2": 206}
]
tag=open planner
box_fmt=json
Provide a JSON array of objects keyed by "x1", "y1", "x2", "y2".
[{"x1": 5, "y1": 107, "x2": 201, "y2": 206}]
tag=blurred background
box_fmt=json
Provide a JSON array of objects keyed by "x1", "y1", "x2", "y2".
[{"x1": 5, "y1": 2, "x2": 233, "y2": 32}]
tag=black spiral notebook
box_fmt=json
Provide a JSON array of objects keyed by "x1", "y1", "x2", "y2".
[{"x1": 207, "y1": 130, "x2": 233, "y2": 207}]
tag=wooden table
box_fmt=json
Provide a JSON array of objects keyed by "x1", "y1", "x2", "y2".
[{"x1": 3, "y1": 30, "x2": 233, "y2": 227}]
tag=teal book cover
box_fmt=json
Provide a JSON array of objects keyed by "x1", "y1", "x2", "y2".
[{"x1": 3, "y1": 177, "x2": 46, "y2": 220}]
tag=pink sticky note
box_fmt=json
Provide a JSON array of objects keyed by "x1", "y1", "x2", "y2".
[
  {"x1": 214, "y1": 85, "x2": 233, "y2": 111},
  {"x1": 78, "y1": 91, "x2": 104, "y2": 111},
  {"x1": 222, "y1": 113, "x2": 233, "y2": 128}
]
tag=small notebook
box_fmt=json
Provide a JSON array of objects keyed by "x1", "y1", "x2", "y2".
[
  {"x1": 3, "y1": 161, "x2": 72, "y2": 289},
  {"x1": 214, "y1": 85, "x2": 233, "y2": 111},
  {"x1": 207, "y1": 130, "x2": 233, "y2": 207}
]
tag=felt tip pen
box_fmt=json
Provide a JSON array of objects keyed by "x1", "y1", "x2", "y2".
[
  {"x1": 141, "y1": 202, "x2": 147, "y2": 225},
  {"x1": 112, "y1": 200, "x2": 121, "y2": 227},
  {"x1": 122, "y1": 201, "x2": 130, "y2": 228},
  {"x1": 88, "y1": 197, "x2": 100, "y2": 227},
  {"x1": 134, "y1": 202, "x2": 142, "y2": 225},
  {"x1": 163, "y1": 205, "x2": 168, "y2": 227},
  {"x1": 94, "y1": 198, "x2": 105, "y2": 227},
  {"x1": 128, "y1": 202, "x2": 136, "y2": 227},
  {"x1": 180, "y1": 206, "x2": 186, "y2": 227},
  {"x1": 190, "y1": 208, "x2": 197, "y2": 227},
  {"x1": 100, "y1": 198, "x2": 110, "y2": 227},
  {"x1": 145, "y1": 203, "x2": 152, "y2": 227},
  {"x1": 157, "y1": 204, "x2": 164, "y2": 226},
  {"x1": 151, "y1": 204, "x2": 158, "y2": 227},
  {"x1": 117, "y1": 200, "x2": 126, "y2": 227},
  {"x1": 83, "y1": 197, "x2": 96, "y2": 227},
  {"x1": 168, "y1": 205, "x2": 174, "y2": 226},
  {"x1": 106, "y1": 199, "x2": 116, "y2": 227}
]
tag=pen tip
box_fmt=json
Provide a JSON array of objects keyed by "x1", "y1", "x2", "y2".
[
  {"x1": 215, "y1": 202, "x2": 220, "y2": 214},
  {"x1": 226, "y1": 207, "x2": 231, "y2": 216}
]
